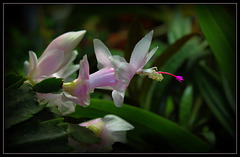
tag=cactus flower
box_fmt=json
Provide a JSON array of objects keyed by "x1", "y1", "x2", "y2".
[
  {"x1": 25, "y1": 30, "x2": 86, "y2": 84},
  {"x1": 93, "y1": 30, "x2": 183, "y2": 107},
  {"x1": 93, "y1": 30, "x2": 159, "y2": 107},
  {"x1": 68, "y1": 114, "x2": 134, "y2": 152},
  {"x1": 24, "y1": 30, "x2": 86, "y2": 115}
]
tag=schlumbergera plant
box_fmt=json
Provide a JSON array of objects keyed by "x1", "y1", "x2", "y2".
[{"x1": 22, "y1": 30, "x2": 183, "y2": 152}]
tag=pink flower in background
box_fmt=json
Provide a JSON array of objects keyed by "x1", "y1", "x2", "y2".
[{"x1": 68, "y1": 114, "x2": 134, "y2": 152}]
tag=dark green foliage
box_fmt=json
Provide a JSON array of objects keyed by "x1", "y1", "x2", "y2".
[
  {"x1": 4, "y1": 73, "x2": 26, "y2": 89},
  {"x1": 67, "y1": 124, "x2": 101, "y2": 144},
  {"x1": 5, "y1": 118, "x2": 72, "y2": 153},
  {"x1": 5, "y1": 83, "x2": 46, "y2": 129},
  {"x1": 32, "y1": 77, "x2": 63, "y2": 93}
]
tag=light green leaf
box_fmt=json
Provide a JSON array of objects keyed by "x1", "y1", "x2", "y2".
[
  {"x1": 188, "y1": 96, "x2": 202, "y2": 129},
  {"x1": 164, "y1": 96, "x2": 175, "y2": 118},
  {"x1": 179, "y1": 85, "x2": 193, "y2": 129}
]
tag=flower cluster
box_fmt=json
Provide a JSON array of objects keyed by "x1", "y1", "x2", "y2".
[
  {"x1": 25, "y1": 30, "x2": 183, "y2": 114},
  {"x1": 24, "y1": 29, "x2": 183, "y2": 152}
]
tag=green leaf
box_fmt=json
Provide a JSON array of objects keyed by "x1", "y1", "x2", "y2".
[
  {"x1": 67, "y1": 123, "x2": 101, "y2": 144},
  {"x1": 193, "y1": 64, "x2": 235, "y2": 137},
  {"x1": 188, "y1": 96, "x2": 202, "y2": 129},
  {"x1": 179, "y1": 85, "x2": 193, "y2": 129},
  {"x1": 5, "y1": 83, "x2": 46, "y2": 129},
  {"x1": 164, "y1": 96, "x2": 175, "y2": 118},
  {"x1": 5, "y1": 118, "x2": 71, "y2": 152},
  {"x1": 68, "y1": 99, "x2": 211, "y2": 152},
  {"x1": 4, "y1": 73, "x2": 26, "y2": 89},
  {"x1": 32, "y1": 77, "x2": 63, "y2": 93},
  {"x1": 195, "y1": 5, "x2": 236, "y2": 101}
]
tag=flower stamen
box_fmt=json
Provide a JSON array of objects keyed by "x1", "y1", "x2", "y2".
[{"x1": 136, "y1": 67, "x2": 164, "y2": 82}]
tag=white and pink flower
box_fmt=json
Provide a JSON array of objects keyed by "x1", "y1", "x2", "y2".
[
  {"x1": 93, "y1": 30, "x2": 183, "y2": 107},
  {"x1": 24, "y1": 30, "x2": 86, "y2": 115},
  {"x1": 25, "y1": 30, "x2": 86, "y2": 84},
  {"x1": 68, "y1": 114, "x2": 134, "y2": 152}
]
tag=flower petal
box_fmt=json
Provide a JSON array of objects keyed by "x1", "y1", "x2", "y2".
[
  {"x1": 57, "y1": 96, "x2": 76, "y2": 115},
  {"x1": 145, "y1": 46, "x2": 158, "y2": 67},
  {"x1": 109, "y1": 56, "x2": 136, "y2": 85},
  {"x1": 63, "y1": 64, "x2": 79, "y2": 80},
  {"x1": 78, "y1": 55, "x2": 89, "y2": 80},
  {"x1": 62, "y1": 92, "x2": 89, "y2": 107},
  {"x1": 89, "y1": 68, "x2": 117, "y2": 90},
  {"x1": 39, "y1": 30, "x2": 86, "y2": 61},
  {"x1": 28, "y1": 51, "x2": 38, "y2": 72},
  {"x1": 111, "y1": 131, "x2": 127, "y2": 143},
  {"x1": 53, "y1": 50, "x2": 79, "y2": 80},
  {"x1": 129, "y1": 30, "x2": 153, "y2": 70},
  {"x1": 37, "y1": 49, "x2": 64, "y2": 76},
  {"x1": 112, "y1": 55, "x2": 127, "y2": 63},
  {"x1": 93, "y1": 39, "x2": 112, "y2": 69},
  {"x1": 37, "y1": 92, "x2": 76, "y2": 115},
  {"x1": 112, "y1": 90, "x2": 125, "y2": 107},
  {"x1": 102, "y1": 114, "x2": 134, "y2": 131},
  {"x1": 55, "y1": 50, "x2": 78, "y2": 73},
  {"x1": 74, "y1": 82, "x2": 90, "y2": 103},
  {"x1": 79, "y1": 118, "x2": 102, "y2": 127}
]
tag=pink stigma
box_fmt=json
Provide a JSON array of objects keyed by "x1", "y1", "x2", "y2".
[
  {"x1": 157, "y1": 71, "x2": 184, "y2": 83},
  {"x1": 176, "y1": 76, "x2": 184, "y2": 82}
]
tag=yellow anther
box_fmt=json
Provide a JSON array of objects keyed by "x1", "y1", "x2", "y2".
[{"x1": 136, "y1": 67, "x2": 164, "y2": 82}]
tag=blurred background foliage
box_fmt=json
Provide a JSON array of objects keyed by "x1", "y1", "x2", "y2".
[{"x1": 4, "y1": 4, "x2": 236, "y2": 153}]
